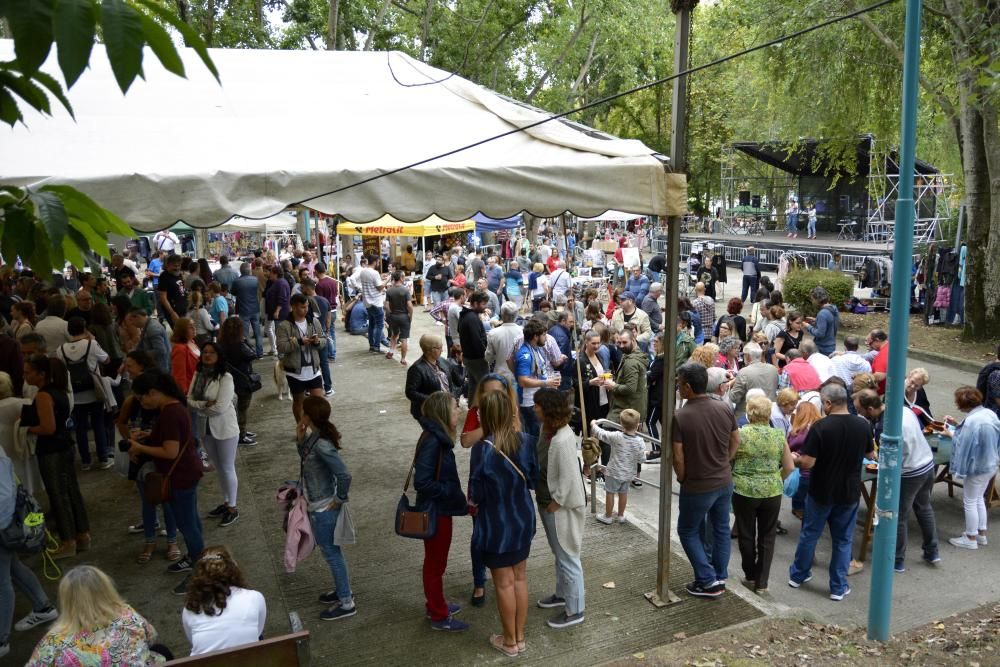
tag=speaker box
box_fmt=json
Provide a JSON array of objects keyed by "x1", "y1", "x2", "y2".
[
  {"x1": 751, "y1": 195, "x2": 761, "y2": 209},
  {"x1": 738, "y1": 191, "x2": 750, "y2": 206}
]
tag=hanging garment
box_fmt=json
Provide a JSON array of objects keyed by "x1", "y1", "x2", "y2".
[{"x1": 933, "y1": 285, "x2": 951, "y2": 309}]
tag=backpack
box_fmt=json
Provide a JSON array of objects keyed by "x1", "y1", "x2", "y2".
[
  {"x1": 0, "y1": 472, "x2": 47, "y2": 554},
  {"x1": 61, "y1": 340, "x2": 94, "y2": 393}
]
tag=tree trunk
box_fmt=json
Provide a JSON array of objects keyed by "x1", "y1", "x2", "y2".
[
  {"x1": 958, "y1": 88, "x2": 994, "y2": 337},
  {"x1": 327, "y1": 0, "x2": 341, "y2": 50}
]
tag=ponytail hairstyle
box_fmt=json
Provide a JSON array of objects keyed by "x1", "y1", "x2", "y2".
[
  {"x1": 130, "y1": 370, "x2": 188, "y2": 405},
  {"x1": 302, "y1": 395, "x2": 342, "y2": 449},
  {"x1": 26, "y1": 354, "x2": 69, "y2": 393}
]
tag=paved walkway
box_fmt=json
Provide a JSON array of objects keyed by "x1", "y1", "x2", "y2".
[{"x1": 8, "y1": 312, "x2": 760, "y2": 665}]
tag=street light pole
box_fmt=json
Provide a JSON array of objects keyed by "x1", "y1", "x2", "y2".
[
  {"x1": 867, "y1": 0, "x2": 922, "y2": 641},
  {"x1": 646, "y1": 0, "x2": 696, "y2": 608}
]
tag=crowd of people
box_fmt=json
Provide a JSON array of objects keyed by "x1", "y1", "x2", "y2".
[{"x1": 2, "y1": 232, "x2": 1000, "y2": 661}]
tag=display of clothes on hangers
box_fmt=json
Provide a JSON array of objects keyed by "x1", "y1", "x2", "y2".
[
  {"x1": 926, "y1": 244, "x2": 964, "y2": 325},
  {"x1": 775, "y1": 251, "x2": 816, "y2": 291}
]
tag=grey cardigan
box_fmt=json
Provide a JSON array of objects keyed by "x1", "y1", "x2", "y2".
[{"x1": 276, "y1": 317, "x2": 324, "y2": 373}]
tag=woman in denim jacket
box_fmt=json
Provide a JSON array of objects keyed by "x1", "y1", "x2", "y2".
[
  {"x1": 946, "y1": 386, "x2": 1000, "y2": 551},
  {"x1": 414, "y1": 391, "x2": 469, "y2": 632},
  {"x1": 297, "y1": 396, "x2": 355, "y2": 621}
]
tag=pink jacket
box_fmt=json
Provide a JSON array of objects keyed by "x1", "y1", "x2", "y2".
[{"x1": 276, "y1": 484, "x2": 315, "y2": 573}]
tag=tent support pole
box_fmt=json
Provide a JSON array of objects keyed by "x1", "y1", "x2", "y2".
[{"x1": 647, "y1": 0, "x2": 692, "y2": 610}]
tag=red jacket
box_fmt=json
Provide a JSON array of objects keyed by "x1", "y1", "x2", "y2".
[{"x1": 171, "y1": 343, "x2": 199, "y2": 393}]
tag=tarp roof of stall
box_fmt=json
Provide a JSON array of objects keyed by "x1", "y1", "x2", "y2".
[{"x1": 0, "y1": 41, "x2": 686, "y2": 233}]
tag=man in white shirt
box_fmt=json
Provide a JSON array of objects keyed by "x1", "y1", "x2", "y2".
[
  {"x1": 831, "y1": 335, "x2": 872, "y2": 386},
  {"x1": 486, "y1": 302, "x2": 523, "y2": 382},
  {"x1": 801, "y1": 339, "x2": 834, "y2": 383},
  {"x1": 547, "y1": 260, "x2": 573, "y2": 303},
  {"x1": 538, "y1": 238, "x2": 552, "y2": 263},
  {"x1": 34, "y1": 296, "x2": 72, "y2": 356},
  {"x1": 60, "y1": 316, "x2": 111, "y2": 469},
  {"x1": 358, "y1": 255, "x2": 387, "y2": 353},
  {"x1": 152, "y1": 229, "x2": 180, "y2": 255}
]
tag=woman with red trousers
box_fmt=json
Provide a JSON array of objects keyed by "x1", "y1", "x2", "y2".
[{"x1": 413, "y1": 390, "x2": 469, "y2": 632}]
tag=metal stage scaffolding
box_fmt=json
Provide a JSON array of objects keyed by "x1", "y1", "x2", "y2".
[{"x1": 719, "y1": 135, "x2": 954, "y2": 248}]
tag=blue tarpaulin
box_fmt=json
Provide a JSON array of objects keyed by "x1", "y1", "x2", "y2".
[{"x1": 473, "y1": 213, "x2": 523, "y2": 232}]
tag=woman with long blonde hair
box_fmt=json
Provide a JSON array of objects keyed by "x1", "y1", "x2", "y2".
[
  {"x1": 182, "y1": 546, "x2": 266, "y2": 655},
  {"x1": 460, "y1": 374, "x2": 520, "y2": 606},
  {"x1": 788, "y1": 401, "x2": 822, "y2": 520},
  {"x1": 27, "y1": 565, "x2": 169, "y2": 665},
  {"x1": 472, "y1": 391, "x2": 537, "y2": 656}
]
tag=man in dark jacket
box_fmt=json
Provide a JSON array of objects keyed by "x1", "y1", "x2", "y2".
[
  {"x1": 548, "y1": 311, "x2": 574, "y2": 391},
  {"x1": 978, "y1": 344, "x2": 1000, "y2": 418},
  {"x1": 231, "y1": 262, "x2": 263, "y2": 357},
  {"x1": 265, "y1": 265, "x2": 291, "y2": 356},
  {"x1": 405, "y1": 335, "x2": 452, "y2": 421},
  {"x1": 740, "y1": 246, "x2": 762, "y2": 303},
  {"x1": 457, "y1": 291, "x2": 490, "y2": 392}
]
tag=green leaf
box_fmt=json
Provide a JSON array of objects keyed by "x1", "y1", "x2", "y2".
[
  {"x1": 29, "y1": 69, "x2": 75, "y2": 118},
  {"x1": 68, "y1": 216, "x2": 113, "y2": 257},
  {"x1": 100, "y1": 0, "x2": 145, "y2": 93},
  {"x1": 135, "y1": 0, "x2": 219, "y2": 83},
  {"x1": 30, "y1": 227, "x2": 58, "y2": 276},
  {"x1": 62, "y1": 231, "x2": 87, "y2": 268},
  {"x1": 138, "y1": 12, "x2": 185, "y2": 78},
  {"x1": 0, "y1": 71, "x2": 52, "y2": 116},
  {"x1": 39, "y1": 184, "x2": 133, "y2": 237},
  {"x1": 6, "y1": 0, "x2": 54, "y2": 75},
  {"x1": 53, "y1": 0, "x2": 97, "y2": 88},
  {"x1": 0, "y1": 205, "x2": 36, "y2": 262},
  {"x1": 28, "y1": 190, "x2": 70, "y2": 246},
  {"x1": 0, "y1": 87, "x2": 22, "y2": 126}
]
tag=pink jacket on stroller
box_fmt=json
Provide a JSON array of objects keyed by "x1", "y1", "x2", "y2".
[{"x1": 276, "y1": 483, "x2": 315, "y2": 573}]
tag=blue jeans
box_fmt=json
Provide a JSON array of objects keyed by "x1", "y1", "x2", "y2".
[
  {"x1": 741, "y1": 276, "x2": 759, "y2": 304},
  {"x1": 136, "y1": 481, "x2": 177, "y2": 544},
  {"x1": 168, "y1": 485, "x2": 203, "y2": 561},
  {"x1": 366, "y1": 304, "x2": 385, "y2": 351},
  {"x1": 786, "y1": 213, "x2": 797, "y2": 233},
  {"x1": 327, "y1": 317, "x2": 337, "y2": 361},
  {"x1": 319, "y1": 334, "x2": 333, "y2": 393},
  {"x1": 791, "y1": 475, "x2": 811, "y2": 514},
  {"x1": 73, "y1": 402, "x2": 110, "y2": 465},
  {"x1": 242, "y1": 316, "x2": 263, "y2": 358},
  {"x1": 471, "y1": 519, "x2": 487, "y2": 588},
  {"x1": 520, "y1": 406, "x2": 540, "y2": 440},
  {"x1": 677, "y1": 483, "x2": 733, "y2": 586},
  {"x1": 310, "y1": 508, "x2": 353, "y2": 605},
  {"x1": 0, "y1": 546, "x2": 52, "y2": 645},
  {"x1": 807, "y1": 218, "x2": 817, "y2": 237},
  {"x1": 539, "y1": 508, "x2": 585, "y2": 615},
  {"x1": 789, "y1": 495, "x2": 858, "y2": 596}
]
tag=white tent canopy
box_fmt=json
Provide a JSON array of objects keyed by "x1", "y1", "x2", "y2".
[
  {"x1": 0, "y1": 42, "x2": 685, "y2": 232},
  {"x1": 578, "y1": 211, "x2": 648, "y2": 221},
  {"x1": 211, "y1": 212, "x2": 298, "y2": 233}
]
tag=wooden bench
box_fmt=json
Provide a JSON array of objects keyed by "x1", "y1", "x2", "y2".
[{"x1": 165, "y1": 612, "x2": 310, "y2": 666}]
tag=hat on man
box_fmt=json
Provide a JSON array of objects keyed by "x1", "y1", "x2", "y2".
[{"x1": 621, "y1": 291, "x2": 636, "y2": 302}]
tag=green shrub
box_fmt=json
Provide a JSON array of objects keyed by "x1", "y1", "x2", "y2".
[{"x1": 782, "y1": 269, "x2": 854, "y2": 317}]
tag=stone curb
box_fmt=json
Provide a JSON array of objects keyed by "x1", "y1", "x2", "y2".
[{"x1": 835, "y1": 331, "x2": 984, "y2": 375}]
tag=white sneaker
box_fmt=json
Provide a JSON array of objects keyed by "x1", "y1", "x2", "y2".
[
  {"x1": 830, "y1": 588, "x2": 851, "y2": 602},
  {"x1": 617, "y1": 514, "x2": 627, "y2": 524},
  {"x1": 949, "y1": 535, "x2": 978, "y2": 550},
  {"x1": 0, "y1": 642, "x2": 8, "y2": 658},
  {"x1": 977, "y1": 534, "x2": 988, "y2": 546},
  {"x1": 15, "y1": 607, "x2": 58, "y2": 631},
  {"x1": 595, "y1": 514, "x2": 614, "y2": 525}
]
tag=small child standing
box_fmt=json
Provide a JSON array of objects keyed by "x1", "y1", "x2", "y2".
[{"x1": 591, "y1": 409, "x2": 645, "y2": 524}]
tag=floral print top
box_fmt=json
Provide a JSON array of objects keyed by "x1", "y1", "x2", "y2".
[
  {"x1": 732, "y1": 424, "x2": 786, "y2": 498},
  {"x1": 26, "y1": 605, "x2": 165, "y2": 667}
]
